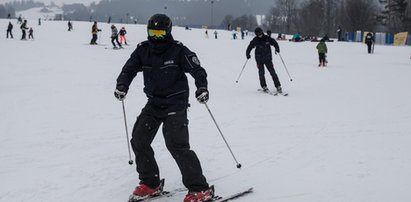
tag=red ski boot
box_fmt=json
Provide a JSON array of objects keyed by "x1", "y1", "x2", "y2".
[
  {"x1": 129, "y1": 179, "x2": 164, "y2": 202},
  {"x1": 183, "y1": 186, "x2": 214, "y2": 202}
]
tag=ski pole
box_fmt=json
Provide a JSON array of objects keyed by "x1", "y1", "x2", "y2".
[
  {"x1": 204, "y1": 103, "x2": 242, "y2": 169},
  {"x1": 235, "y1": 59, "x2": 249, "y2": 83},
  {"x1": 277, "y1": 53, "x2": 293, "y2": 81},
  {"x1": 121, "y1": 100, "x2": 134, "y2": 165},
  {"x1": 98, "y1": 31, "x2": 101, "y2": 44}
]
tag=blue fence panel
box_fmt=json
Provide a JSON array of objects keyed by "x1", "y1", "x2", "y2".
[{"x1": 407, "y1": 34, "x2": 411, "y2": 45}]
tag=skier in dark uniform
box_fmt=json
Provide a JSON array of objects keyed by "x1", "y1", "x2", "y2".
[
  {"x1": 337, "y1": 26, "x2": 342, "y2": 41},
  {"x1": 267, "y1": 30, "x2": 272, "y2": 38},
  {"x1": 114, "y1": 13, "x2": 213, "y2": 202},
  {"x1": 68, "y1": 21, "x2": 73, "y2": 31},
  {"x1": 246, "y1": 27, "x2": 283, "y2": 93},
  {"x1": 7, "y1": 22, "x2": 13, "y2": 38},
  {"x1": 20, "y1": 20, "x2": 28, "y2": 40},
  {"x1": 365, "y1": 32, "x2": 374, "y2": 54},
  {"x1": 90, "y1": 21, "x2": 101, "y2": 45}
]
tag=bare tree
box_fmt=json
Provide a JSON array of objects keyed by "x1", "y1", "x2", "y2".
[
  {"x1": 324, "y1": 0, "x2": 338, "y2": 36},
  {"x1": 380, "y1": 0, "x2": 410, "y2": 32},
  {"x1": 345, "y1": 0, "x2": 378, "y2": 31},
  {"x1": 297, "y1": 0, "x2": 325, "y2": 37},
  {"x1": 267, "y1": 7, "x2": 283, "y2": 33},
  {"x1": 273, "y1": 0, "x2": 299, "y2": 34},
  {"x1": 221, "y1": 14, "x2": 234, "y2": 30}
]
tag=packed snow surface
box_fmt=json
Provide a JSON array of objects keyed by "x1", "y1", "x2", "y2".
[{"x1": 1, "y1": 19, "x2": 411, "y2": 202}]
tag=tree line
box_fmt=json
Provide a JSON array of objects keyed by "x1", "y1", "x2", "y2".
[
  {"x1": 2, "y1": 0, "x2": 411, "y2": 36},
  {"x1": 264, "y1": 0, "x2": 411, "y2": 38}
]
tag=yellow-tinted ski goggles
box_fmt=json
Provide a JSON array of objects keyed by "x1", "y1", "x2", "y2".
[{"x1": 148, "y1": 29, "x2": 167, "y2": 39}]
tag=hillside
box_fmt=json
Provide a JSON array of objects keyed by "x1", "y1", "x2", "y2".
[{"x1": 1, "y1": 19, "x2": 411, "y2": 202}]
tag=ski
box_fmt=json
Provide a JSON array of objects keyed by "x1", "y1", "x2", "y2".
[
  {"x1": 105, "y1": 47, "x2": 125, "y2": 50},
  {"x1": 212, "y1": 187, "x2": 254, "y2": 202},
  {"x1": 129, "y1": 186, "x2": 253, "y2": 202},
  {"x1": 258, "y1": 89, "x2": 288, "y2": 96},
  {"x1": 272, "y1": 91, "x2": 289, "y2": 96}
]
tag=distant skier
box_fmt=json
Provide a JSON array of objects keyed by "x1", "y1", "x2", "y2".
[
  {"x1": 337, "y1": 26, "x2": 342, "y2": 41},
  {"x1": 277, "y1": 33, "x2": 283, "y2": 40},
  {"x1": 38, "y1": 18, "x2": 41, "y2": 26},
  {"x1": 214, "y1": 30, "x2": 218, "y2": 39},
  {"x1": 365, "y1": 32, "x2": 374, "y2": 54},
  {"x1": 241, "y1": 30, "x2": 245, "y2": 40},
  {"x1": 316, "y1": 38, "x2": 328, "y2": 67},
  {"x1": 20, "y1": 20, "x2": 28, "y2": 40},
  {"x1": 68, "y1": 21, "x2": 73, "y2": 31},
  {"x1": 119, "y1": 27, "x2": 127, "y2": 45},
  {"x1": 28, "y1": 27, "x2": 34, "y2": 39},
  {"x1": 17, "y1": 16, "x2": 22, "y2": 24},
  {"x1": 267, "y1": 30, "x2": 272, "y2": 38},
  {"x1": 114, "y1": 13, "x2": 213, "y2": 202},
  {"x1": 7, "y1": 22, "x2": 13, "y2": 39},
  {"x1": 205, "y1": 29, "x2": 209, "y2": 38},
  {"x1": 110, "y1": 24, "x2": 122, "y2": 49},
  {"x1": 246, "y1": 27, "x2": 283, "y2": 94},
  {"x1": 232, "y1": 29, "x2": 237, "y2": 39},
  {"x1": 90, "y1": 21, "x2": 101, "y2": 45}
]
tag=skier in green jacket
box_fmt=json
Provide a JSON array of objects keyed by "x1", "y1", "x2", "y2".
[{"x1": 316, "y1": 38, "x2": 328, "y2": 67}]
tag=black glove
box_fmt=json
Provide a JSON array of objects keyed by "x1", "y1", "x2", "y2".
[
  {"x1": 246, "y1": 54, "x2": 251, "y2": 59},
  {"x1": 195, "y1": 87, "x2": 209, "y2": 104},
  {"x1": 114, "y1": 85, "x2": 128, "y2": 101}
]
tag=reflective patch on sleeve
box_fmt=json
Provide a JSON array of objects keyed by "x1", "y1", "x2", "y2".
[
  {"x1": 185, "y1": 54, "x2": 201, "y2": 68},
  {"x1": 192, "y1": 56, "x2": 200, "y2": 65}
]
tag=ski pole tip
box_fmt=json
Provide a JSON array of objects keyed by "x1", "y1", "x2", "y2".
[
  {"x1": 236, "y1": 163, "x2": 242, "y2": 168},
  {"x1": 128, "y1": 160, "x2": 134, "y2": 165}
]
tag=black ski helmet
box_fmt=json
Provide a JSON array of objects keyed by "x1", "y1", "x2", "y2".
[
  {"x1": 147, "y1": 14, "x2": 172, "y2": 37},
  {"x1": 254, "y1": 27, "x2": 263, "y2": 36}
]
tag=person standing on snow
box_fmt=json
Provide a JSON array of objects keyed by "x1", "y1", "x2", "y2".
[
  {"x1": 365, "y1": 32, "x2": 374, "y2": 54},
  {"x1": 7, "y1": 22, "x2": 13, "y2": 38},
  {"x1": 20, "y1": 19, "x2": 29, "y2": 40},
  {"x1": 90, "y1": 21, "x2": 101, "y2": 45},
  {"x1": 114, "y1": 13, "x2": 213, "y2": 202},
  {"x1": 246, "y1": 27, "x2": 283, "y2": 93},
  {"x1": 119, "y1": 27, "x2": 128, "y2": 45},
  {"x1": 267, "y1": 30, "x2": 272, "y2": 38},
  {"x1": 337, "y1": 26, "x2": 342, "y2": 41},
  {"x1": 68, "y1": 21, "x2": 73, "y2": 31},
  {"x1": 110, "y1": 24, "x2": 122, "y2": 49},
  {"x1": 28, "y1": 27, "x2": 34, "y2": 39},
  {"x1": 316, "y1": 38, "x2": 328, "y2": 67}
]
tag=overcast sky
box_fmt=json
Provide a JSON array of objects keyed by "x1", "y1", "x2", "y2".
[{"x1": 0, "y1": 0, "x2": 100, "y2": 6}]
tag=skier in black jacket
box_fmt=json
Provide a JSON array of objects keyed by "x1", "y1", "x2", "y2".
[
  {"x1": 114, "y1": 14, "x2": 213, "y2": 202},
  {"x1": 365, "y1": 32, "x2": 374, "y2": 54},
  {"x1": 7, "y1": 22, "x2": 13, "y2": 38},
  {"x1": 20, "y1": 20, "x2": 28, "y2": 40},
  {"x1": 246, "y1": 27, "x2": 283, "y2": 93}
]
